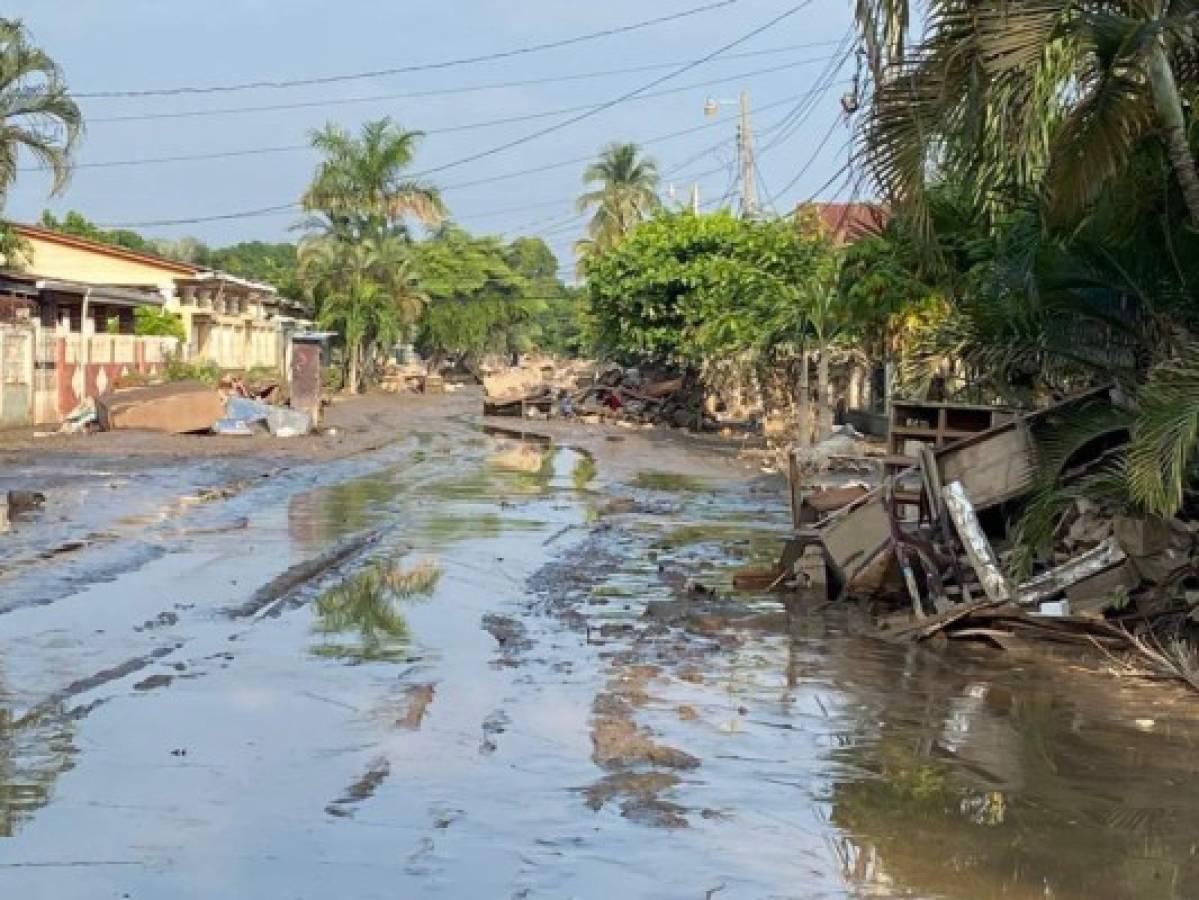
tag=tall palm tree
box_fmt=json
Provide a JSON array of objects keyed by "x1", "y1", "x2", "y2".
[
  {"x1": 0, "y1": 18, "x2": 82, "y2": 210},
  {"x1": 302, "y1": 118, "x2": 446, "y2": 239},
  {"x1": 299, "y1": 229, "x2": 426, "y2": 393},
  {"x1": 576, "y1": 143, "x2": 659, "y2": 258}
]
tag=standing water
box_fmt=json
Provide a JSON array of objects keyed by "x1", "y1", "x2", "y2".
[{"x1": 0, "y1": 424, "x2": 1197, "y2": 898}]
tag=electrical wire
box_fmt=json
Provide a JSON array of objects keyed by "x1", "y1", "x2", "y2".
[
  {"x1": 27, "y1": 59, "x2": 836, "y2": 174},
  {"x1": 99, "y1": 2, "x2": 816, "y2": 229},
  {"x1": 86, "y1": 41, "x2": 848, "y2": 124},
  {"x1": 76, "y1": 0, "x2": 744, "y2": 99}
]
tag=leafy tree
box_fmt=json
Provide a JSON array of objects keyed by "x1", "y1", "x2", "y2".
[
  {"x1": 0, "y1": 19, "x2": 81, "y2": 212},
  {"x1": 586, "y1": 210, "x2": 841, "y2": 439},
  {"x1": 39, "y1": 210, "x2": 156, "y2": 255},
  {"x1": 203, "y1": 241, "x2": 302, "y2": 300},
  {"x1": 414, "y1": 227, "x2": 539, "y2": 366},
  {"x1": 575, "y1": 143, "x2": 660, "y2": 267},
  {"x1": 300, "y1": 232, "x2": 425, "y2": 392},
  {"x1": 858, "y1": 1, "x2": 1199, "y2": 230}
]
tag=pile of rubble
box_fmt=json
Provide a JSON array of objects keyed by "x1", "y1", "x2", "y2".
[
  {"x1": 484, "y1": 361, "x2": 712, "y2": 431},
  {"x1": 766, "y1": 386, "x2": 1199, "y2": 684}
]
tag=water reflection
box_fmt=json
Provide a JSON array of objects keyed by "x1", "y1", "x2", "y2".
[
  {"x1": 821, "y1": 641, "x2": 1199, "y2": 898},
  {"x1": 0, "y1": 671, "x2": 76, "y2": 838},
  {"x1": 311, "y1": 560, "x2": 441, "y2": 664},
  {"x1": 289, "y1": 474, "x2": 404, "y2": 550}
]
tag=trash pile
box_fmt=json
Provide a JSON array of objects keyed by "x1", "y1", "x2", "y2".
[
  {"x1": 61, "y1": 378, "x2": 315, "y2": 438},
  {"x1": 767, "y1": 386, "x2": 1199, "y2": 685},
  {"x1": 484, "y1": 361, "x2": 712, "y2": 431}
]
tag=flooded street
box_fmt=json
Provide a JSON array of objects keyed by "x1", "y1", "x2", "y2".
[{"x1": 2, "y1": 397, "x2": 1198, "y2": 899}]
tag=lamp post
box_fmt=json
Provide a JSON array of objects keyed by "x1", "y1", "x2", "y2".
[{"x1": 704, "y1": 90, "x2": 758, "y2": 219}]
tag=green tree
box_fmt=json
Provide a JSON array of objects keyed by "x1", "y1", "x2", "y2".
[
  {"x1": 302, "y1": 118, "x2": 446, "y2": 239},
  {"x1": 300, "y1": 232, "x2": 425, "y2": 392},
  {"x1": 414, "y1": 227, "x2": 538, "y2": 367},
  {"x1": 586, "y1": 210, "x2": 841, "y2": 437},
  {"x1": 39, "y1": 210, "x2": 155, "y2": 254},
  {"x1": 204, "y1": 241, "x2": 303, "y2": 300},
  {"x1": 575, "y1": 143, "x2": 659, "y2": 266},
  {"x1": 0, "y1": 19, "x2": 81, "y2": 211}
]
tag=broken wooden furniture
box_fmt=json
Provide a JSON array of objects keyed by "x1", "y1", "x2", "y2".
[{"x1": 889, "y1": 400, "x2": 1014, "y2": 460}]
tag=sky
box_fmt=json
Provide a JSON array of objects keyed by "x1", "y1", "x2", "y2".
[{"x1": 6, "y1": 0, "x2": 861, "y2": 268}]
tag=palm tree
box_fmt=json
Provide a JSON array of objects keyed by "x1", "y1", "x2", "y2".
[
  {"x1": 302, "y1": 118, "x2": 446, "y2": 239},
  {"x1": 0, "y1": 18, "x2": 82, "y2": 210},
  {"x1": 299, "y1": 229, "x2": 426, "y2": 393},
  {"x1": 576, "y1": 143, "x2": 659, "y2": 257},
  {"x1": 858, "y1": 1, "x2": 1199, "y2": 229}
]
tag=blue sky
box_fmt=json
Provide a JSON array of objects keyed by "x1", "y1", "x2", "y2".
[{"x1": 6, "y1": 0, "x2": 859, "y2": 265}]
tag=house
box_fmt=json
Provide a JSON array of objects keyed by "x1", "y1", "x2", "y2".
[
  {"x1": 0, "y1": 271, "x2": 177, "y2": 425},
  {"x1": 9, "y1": 223, "x2": 306, "y2": 373},
  {"x1": 796, "y1": 202, "x2": 888, "y2": 245},
  {"x1": 0, "y1": 224, "x2": 307, "y2": 427}
]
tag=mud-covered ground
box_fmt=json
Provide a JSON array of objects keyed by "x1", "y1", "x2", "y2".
[{"x1": 2, "y1": 390, "x2": 1198, "y2": 899}]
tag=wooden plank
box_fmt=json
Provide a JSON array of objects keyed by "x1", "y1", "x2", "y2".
[{"x1": 942, "y1": 481, "x2": 1013, "y2": 603}]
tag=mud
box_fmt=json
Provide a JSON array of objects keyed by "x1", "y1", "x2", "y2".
[{"x1": 2, "y1": 390, "x2": 1199, "y2": 898}]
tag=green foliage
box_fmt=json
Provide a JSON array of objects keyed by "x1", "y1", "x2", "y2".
[
  {"x1": 1128, "y1": 347, "x2": 1199, "y2": 518},
  {"x1": 302, "y1": 117, "x2": 445, "y2": 240},
  {"x1": 133, "y1": 307, "x2": 186, "y2": 341},
  {"x1": 585, "y1": 210, "x2": 839, "y2": 365},
  {"x1": 0, "y1": 220, "x2": 29, "y2": 269},
  {"x1": 40, "y1": 210, "x2": 157, "y2": 255},
  {"x1": 0, "y1": 20, "x2": 81, "y2": 210},
  {"x1": 576, "y1": 142, "x2": 660, "y2": 261},
  {"x1": 164, "y1": 356, "x2": 220, "y2": 385},
  {"x1": 414, "y1": 227, "x2": 541, "y2": 361},
  {"x1": 203, "y1": 241, "x2": 301, "y2": 297}
]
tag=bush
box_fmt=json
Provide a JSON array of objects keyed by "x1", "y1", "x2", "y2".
[
  {"x1": 164, "y1": 355, "x2": 220, "y2": 385},
  {"x1": 134, "y1": 307, "x2": 186, "y2": 341}
]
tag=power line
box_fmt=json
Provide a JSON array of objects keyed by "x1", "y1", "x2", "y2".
[
  {"x1": 86, "y1": 41, "x2": 847, "y2": 124},
  {"x1": 100, "y1": 0, "x2": 819, "y2": 231},
  {"x1": 76, "y1": 0, "x2": 742, "y2": 99},
  {"x1": 29, "y1": 58, "x2": 836, "y2": 174},
  {"x1": 412, "y1": 1, "x2": 816, "y2": 180},
  {"x1": 100, "y1": 92, "x2": 809, "y2": 229}
]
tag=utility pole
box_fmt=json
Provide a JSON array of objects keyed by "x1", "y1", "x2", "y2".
[
  {"x1": 690, "y1": 182, "x2": 700, "y2": 214},
  {"x1": 704, "y1": 91, "x2": 758, "y2": 218},
  {"x1": 738, "y1": 90, "x2": 759, "y2": 219}
]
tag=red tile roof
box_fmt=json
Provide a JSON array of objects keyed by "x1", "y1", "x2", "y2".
[{"x1": 797, "y1": 203, "x2": 889, "y2": 245}]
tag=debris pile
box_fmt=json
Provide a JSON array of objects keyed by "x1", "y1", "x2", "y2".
[
  {"x1": 770, "y1": 387, "x2": 1199, "y2": 686},
  {"x1": 483, "y1": 361, "x2": 712, "y2": 431},
  {"x1": 87, "y1": 379, "x2": 314, "y2": 438}
]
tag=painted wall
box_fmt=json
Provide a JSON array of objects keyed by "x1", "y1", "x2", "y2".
[{"x1": 18, "y1": 233, "x2": 191, "y2": 298}]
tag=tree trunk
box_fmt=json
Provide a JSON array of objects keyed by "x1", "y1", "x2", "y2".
[
  {"x1": 797, "y1": 347, "x2": 811, "y2": 449},
  {"x1": 346, "y1": 341, "x2": 361, "y2": 394},
  {"x1": 817, "y1": 343, "x2": 833, "y2": 441},
  {"x1": 1149, "y1": 42, "x2": 1199, "y2": 227}
]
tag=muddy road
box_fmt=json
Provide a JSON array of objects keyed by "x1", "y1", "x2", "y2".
[{"x1": 2, "y1": 393, "x2": 1198, "y2": 899}]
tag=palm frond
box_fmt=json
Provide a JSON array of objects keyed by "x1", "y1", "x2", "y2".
[{"x1": 1127, "y1": 344, "x2": 1199, "y2": 516}]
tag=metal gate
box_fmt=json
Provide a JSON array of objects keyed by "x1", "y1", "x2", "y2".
[{"x1": 0, "y1": 324, "x2": 34, "y2": 428}]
